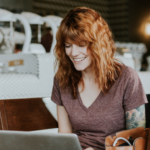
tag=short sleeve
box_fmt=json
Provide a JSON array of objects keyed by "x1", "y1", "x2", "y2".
[
  {"x1": 51, "y1": 76, "x2": 63, "y2": 106},
  {"x1": 123, "y1": 67, "x2": 148, "y2": 111}
]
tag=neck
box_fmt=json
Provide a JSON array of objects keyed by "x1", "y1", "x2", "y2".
[{"x1": 81, "y1": 67, "x2": 95, "y2": 83}]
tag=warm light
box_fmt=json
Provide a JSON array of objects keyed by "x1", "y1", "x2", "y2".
[{"x1": 145, "y1": 23, "x2": 150, "y2": 35}]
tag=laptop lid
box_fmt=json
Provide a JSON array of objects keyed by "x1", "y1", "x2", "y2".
[{"x1": 0, "y1": 130, "x2": 82, "y2": 150}]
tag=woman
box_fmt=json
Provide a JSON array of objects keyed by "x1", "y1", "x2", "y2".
[{"x1": 51, "y1": 7, "x2": 148, "y2": 150}]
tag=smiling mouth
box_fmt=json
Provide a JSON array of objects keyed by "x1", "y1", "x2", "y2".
[{"x1": 73, "y1": 57, "x2": 86, "y2": 62}]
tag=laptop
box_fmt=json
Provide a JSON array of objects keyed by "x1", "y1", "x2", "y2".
[{"x1": 0, "y1": 130, "x2": 82, "y2": 150}]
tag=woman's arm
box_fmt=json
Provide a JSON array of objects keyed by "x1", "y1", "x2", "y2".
[
  {"x1": 57, "y1": 105, "x2": 73, "y2": 133},
  {"x1": 57, "y1": 105, "x2": 95, "y2": 150},
  {"x1": 125, "y1": 104, "x2": 146, "y2": 129}
]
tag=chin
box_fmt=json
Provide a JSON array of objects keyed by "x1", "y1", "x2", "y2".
[{"x1": 74, "y1": 66, "x2": 86, "y2": 71}]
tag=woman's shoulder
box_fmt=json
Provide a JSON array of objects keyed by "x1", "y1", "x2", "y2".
[
  {"x1": 54, "y1": 75, "x2": 59, "y2": 82},
  {"x1": 53, "y1": 75, "x2": 71, "y2": 93},
  {"x1": 117, "y1": 65, "x2": 140, "y2": 85},
  {"x1": 53, "y1": 75, "x2": 60, "y2": 89},
  {"x1": 121, "y1": 65, "x2": 138, "y2": 78}
]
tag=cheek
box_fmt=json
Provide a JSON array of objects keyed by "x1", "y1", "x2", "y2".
[
  {"x1": 82, "y1": 47, "x2": 91, "y2": 58},
  {"x1": 87, "y1": 56, "x2": 92, "y2": 65},
  {"x1": 87, "y1": 48, "x2": 91, "y2": 55},
  {"x1": 87, "y1": 49, "x2": 92, "y2": 62},
  {"x1": 65, "y1": 49, "x2": 71, "y2": 57},
  {"x1": 85, "y1": 54, "x2": 92, "y2": 67}
]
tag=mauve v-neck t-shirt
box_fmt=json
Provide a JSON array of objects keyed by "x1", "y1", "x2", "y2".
[{"x1": 51, "y1": 66, "x2": 148, "y2": 150}]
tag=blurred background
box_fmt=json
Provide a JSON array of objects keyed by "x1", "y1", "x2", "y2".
[
  {"x1": 0, "y1": 0, "x2": 150, "y2": 132},
  {"x1": 0, "y1": 0, "x2": 150, "y2": 70}
]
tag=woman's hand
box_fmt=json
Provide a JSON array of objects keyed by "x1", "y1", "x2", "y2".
[{"x1": 84, "y1": 147, "x2": 95, "y2": 150}]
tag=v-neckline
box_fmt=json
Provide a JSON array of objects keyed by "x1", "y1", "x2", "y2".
[{"x1": 77, "y1": 87, "x2": 102, "y2": 112}]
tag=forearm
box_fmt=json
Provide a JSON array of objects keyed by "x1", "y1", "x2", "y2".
[{"x1": 58, "y1": 128, "x2": 73, "y2": 133}]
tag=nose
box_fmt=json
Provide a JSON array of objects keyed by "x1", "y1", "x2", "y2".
[{"x1": 71, "y1": 45, "x2": 79, "y2": 56}]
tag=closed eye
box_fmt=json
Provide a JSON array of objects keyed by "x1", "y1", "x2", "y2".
[
  {"x1": 65, "y1": 45, "x2": 71, "y2": 48},
  {"x1": 79, "y1": 45, "x2": 86, "y2": 47}
]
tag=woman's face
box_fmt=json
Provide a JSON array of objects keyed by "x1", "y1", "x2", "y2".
[{"x1": 65, "y1": 42, "x2": 92, "y2": 71}]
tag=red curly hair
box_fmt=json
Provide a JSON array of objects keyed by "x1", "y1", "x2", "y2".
[{"x1": 54, "y1": 7, "x2": 123, "y2": 98}]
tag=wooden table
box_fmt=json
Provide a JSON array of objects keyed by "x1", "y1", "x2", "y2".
[{"x1": 0, "y1": 98, "x2": 58, "y2": 131}]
